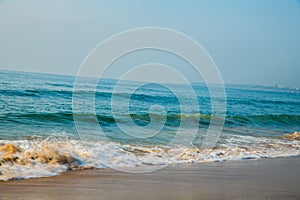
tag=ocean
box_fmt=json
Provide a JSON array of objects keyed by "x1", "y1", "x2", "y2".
[{"x1": 0, "y1": 70, "x2": 299, "y2": 180}]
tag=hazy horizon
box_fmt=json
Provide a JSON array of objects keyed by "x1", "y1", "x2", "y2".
[{"x1": 1, "y1": 68, "x2": 299, "y2": 91}]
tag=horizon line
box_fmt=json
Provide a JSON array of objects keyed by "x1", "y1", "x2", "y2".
[{"x1": 0, "y1": 68, "x2": 299, "y2": 90}]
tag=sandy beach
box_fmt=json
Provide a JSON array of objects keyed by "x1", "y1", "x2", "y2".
[{"x1": 1, "y1": 157, "x2": 300, "y2": 200}]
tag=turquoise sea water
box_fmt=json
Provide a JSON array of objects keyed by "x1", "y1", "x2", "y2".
[{"x1": 0, "y1": 70, "x2": 299, "y2": 180}]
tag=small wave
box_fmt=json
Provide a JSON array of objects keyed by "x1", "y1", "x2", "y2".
[
  {"x1": 1, "y1": 112, "x2": 299, "y2": 128},
  {"x1": 226, "y1": 114, "x2": 300, "y2": 126},
  {"x1": 45, "y1": 82, "x2": 73, "y2": 88},
  {"x1": 0, "y1": 89, "x2": 72, "y2": 98},
  {"x1": 1, "y1": 133, "x2": 300, "y2": 181},
  {"x1": 0, "y1": 138, "x2": 98, "y2": 181},
  {"x1": 280, "y1": 132, "x2": 300, "y2": 140}
]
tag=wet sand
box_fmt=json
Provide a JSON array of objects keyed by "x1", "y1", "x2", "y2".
[{"x1": 1, "y1": 157, "x2": 300, "y2": 200}]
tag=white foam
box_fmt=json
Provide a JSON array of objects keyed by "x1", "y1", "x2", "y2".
[{"x1": 1, "y1": 134, "x2": 300, "y2": 180}]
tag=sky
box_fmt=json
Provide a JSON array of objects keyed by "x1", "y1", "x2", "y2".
[{"x1": 0, "y1": 0, "x2": 300, "y2": 87}]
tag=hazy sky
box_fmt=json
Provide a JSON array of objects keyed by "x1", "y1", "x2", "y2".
[{"x1": 0, "y1": 0, "x2": 300, "y2": 86}]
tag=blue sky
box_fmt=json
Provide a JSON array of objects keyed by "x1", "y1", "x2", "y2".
[{"x1": 0, "y1": 0, "x2": 300, "y2": 86}]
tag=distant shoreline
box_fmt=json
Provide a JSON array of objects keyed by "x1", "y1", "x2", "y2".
[{"x1": 1, "y1": 69, "x2": 299, "y2": 90}]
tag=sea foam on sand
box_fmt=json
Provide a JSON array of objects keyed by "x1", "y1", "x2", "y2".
[{"x1": 0, "y1": 132, "x2": 300, "y2": 181}]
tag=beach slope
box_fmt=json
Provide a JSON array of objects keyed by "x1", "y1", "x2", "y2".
[{"x1": 1, "y1": 157, "x2": 300, "y2": 200}]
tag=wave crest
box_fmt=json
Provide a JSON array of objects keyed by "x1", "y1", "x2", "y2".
[{"x1": 281, "y1": 132, "x2": 300, "y2": 140}]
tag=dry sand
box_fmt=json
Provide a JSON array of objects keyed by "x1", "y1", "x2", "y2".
[{"x1": 1, "y1": 157, "x2": 300, "y2": 200}]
